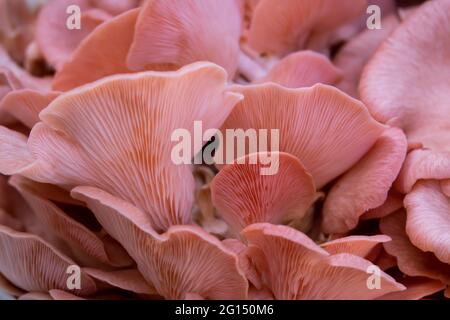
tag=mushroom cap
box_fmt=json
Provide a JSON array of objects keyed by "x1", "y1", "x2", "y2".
[
  {"x1": 242, "y1": 223, "x2": 404, "y2": 299},
  {"x1": 8, "y1": 175, "x2": 132, "y2": 268},
  {"x1": 36, "y1": 0, "x2": 111, "y2": 71},
  {"x1": 322, "y1": 127, "x2": 407, "y2": 233},
  {"x1": 378, "y1": 277, "x2": 445, "y2": 300},
  {"x1": 211, "y1": 152, "x2": 315, "y2": 236},
  {"x1": 72, "y1": 186, "x2": 248, "y2": 300},
  {"x1": 360, "y1": 0, "x2": 450, "y2": 150},
  {"x1": 221, "y1": 83, "x2": 385, "y2": 188},
  {"x1": 0, "y1": 62, "x2": 242, "y2": 232},
  {"x1": 0, "y1": 89, "x2": 60, "y2": 127},
  {"x1": 248, "y1": 0, "x2": 367, "y2": 55},
  {"x1": 333, "y1": 14, "x2": 400, "y2": 97}
]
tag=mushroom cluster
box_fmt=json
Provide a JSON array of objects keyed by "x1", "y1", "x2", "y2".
[{"x1": 0, "y1": 0, "x2": 448, "y2": 300}]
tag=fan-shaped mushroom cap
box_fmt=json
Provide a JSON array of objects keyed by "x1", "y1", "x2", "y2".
[
  {"x1": 0, "y1": 62, "x2": 242, "y2": 232},
  {"x1": 127, "y1": 0, "x2": 242, "y2": 78},
  {"x1": 248, "y1": 0, "x2": 367, "y2": 55},
  {"x1": 72, "y1": 186, "x2": 248, "y2": 300},
  {"x1": 0, "y1": 0, "x2": 37, "y2": 64},
  {"x1": 256, "y1": 51, "x2": 342, "y2": 88},
  {"x1": 322, "y1": 127, "x2": 407, "y2": 233},
  {"x1": 242, "y1": 223, "x2": 404, "y2": 299},
  {"x1": 360, "y1": 0, "x2": 450, "y2": 150},
  {"x1": 222, "y1": 83, "x2": 385, "y2": 188},
  {"x1": 0, "y1": 224, "x2": 97, "y2": 295},
  {"x1": 211, "y1": 152, "x2": 315, "y2": 236},
  {"x1": 404, "y1": 181, "x2": 450, "y2": 265},
  {"x1": 380, "y1": 210, "x2": 450, "y2": 284}
]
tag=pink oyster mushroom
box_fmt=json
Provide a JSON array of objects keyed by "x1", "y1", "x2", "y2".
[
  {"x1": 360, "y1": 0, "x2": 450, "y2": 295},
  {"x1": 0, "y1": 0, "x2": 448, "y2": 300}
]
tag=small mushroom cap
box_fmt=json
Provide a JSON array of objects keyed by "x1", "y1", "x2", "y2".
[{"x1": 211, "y1": 152, "x2": 316, "y2": 236}]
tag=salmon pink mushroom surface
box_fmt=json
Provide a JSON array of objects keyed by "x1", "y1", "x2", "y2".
[{"x1": 0, "y1": 0, "x2": 449, "y2": 302}]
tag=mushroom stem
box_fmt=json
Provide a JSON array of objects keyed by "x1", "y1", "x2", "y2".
[{"x1": 237, "y1": 51, "x2": 267, "y2": 82}]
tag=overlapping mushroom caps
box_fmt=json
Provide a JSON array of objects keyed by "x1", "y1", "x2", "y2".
[
  {"x1": 360, "y1": 0, "x2": 450, "y2": 293},
  {"x1": 0, "y1": 62, "x2": 242, "y2": 232},
  {"x1": 52, "y1": 8, "x2": 142, "y2": 91},
  {"x1": 241, "y1": 223, "x2": 404, "y2": 299},
  {"x1": 72, "y1": 186, "x2": 248, "y2": 299},
  {"x1": 0, "y1": 0, "x2": 449, "y2": 300},
  {"x1": 255, "y1": 51, "x2": 342, "y2": 88},
  {"x1": 220, "y1": 83, "x2": 386, "y2": 189},
  {"x1": 211, "y1": 152, "x2": 316, "y2": 236}
]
